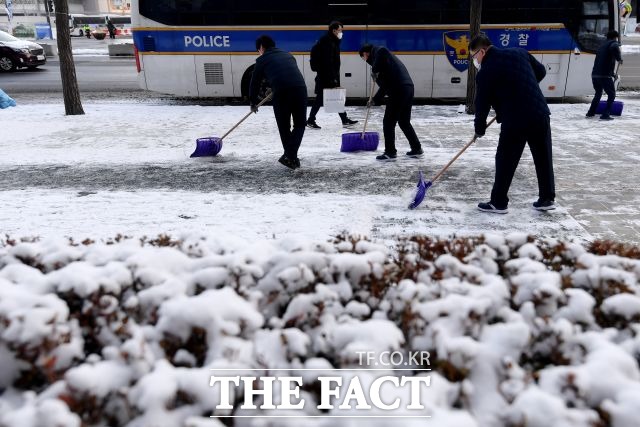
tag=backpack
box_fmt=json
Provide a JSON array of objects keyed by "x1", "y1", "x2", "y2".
[{"x1": 309, "y1": 41, "x2": 321, "y2": 72}]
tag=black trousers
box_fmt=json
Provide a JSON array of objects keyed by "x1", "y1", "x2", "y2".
[
  {"x1": 273, "y1": 86, "x2": 307, "y2": 160},
  {"x1": 491, "y1": 116, "x2": 555, "y2": 208},
  {"x1": 383, "y1": 85, "x2": 421, "y2": 155},
  {"x1": 587, "y1": 77, "x2": 616, "y2": 117},
  {"x1": 308, "y1": 89, "x2": 347, "y2": 123}
]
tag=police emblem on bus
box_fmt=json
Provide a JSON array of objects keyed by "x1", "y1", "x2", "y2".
[{"x1": 443, "y1": 31, "x2": 470, "y2": 72}]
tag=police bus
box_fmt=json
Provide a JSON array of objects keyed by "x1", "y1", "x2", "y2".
[{"x1": 131, "y1": 0, "x2": 620, "y2": 99}]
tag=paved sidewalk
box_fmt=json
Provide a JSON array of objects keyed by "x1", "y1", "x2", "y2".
[{"x1": 0, "y1": 96, "x2": 638, "y2": 244}]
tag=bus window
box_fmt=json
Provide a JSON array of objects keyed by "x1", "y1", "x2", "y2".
[{"x1": 577, "y1": 0, "x2": 613, "y2": 52}]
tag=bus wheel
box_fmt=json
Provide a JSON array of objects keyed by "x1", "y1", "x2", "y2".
[
  {"x1": 241, "y1": 66, "x2": 272, "y2": 101},
  {"x1": 240, "y1": 65, "x2": 255, "y2": 99}
]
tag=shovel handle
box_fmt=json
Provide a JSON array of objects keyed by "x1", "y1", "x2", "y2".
[
  {"x1": 361, "y1": 82, "x2": 377, "y2": 139},
  {"x1": 431, "y1": 116, "x2": 497, "y2": 183},
  {"x1": 220, "y1": 92, "x2": 273, "y2": 141}
]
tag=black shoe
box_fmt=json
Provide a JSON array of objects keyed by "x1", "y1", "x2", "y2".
[
  {"x1": 306, "y1": 120, "x2": 321, "y2": 129},
  {"x1": 532, "y1": 199, "x2": 556, "y2": 211},
  {"x1": 294, "y1": 158, "x2": 301, "y2": 169},
  {"x1": 406, "y1": 149, "x2": 424, "y2": 158},
  {"x1": 342, "y1": 118, "x2": 359, "y2": 128},
  {"x1": 600, "y1": 115, "x2": 613, "y2": 121},
  {"x1": 477, "y1": 202, "x2": 508, "y2": 214},
  {"x1": 376, "y1": 152, "x2": 397, "y2": 161},
  {"x1": 585, "y1": 113, "x2": 595, "y2": 118},
  {"x1": 278, "y1": 155, "x2": 297, "y2": 170}
]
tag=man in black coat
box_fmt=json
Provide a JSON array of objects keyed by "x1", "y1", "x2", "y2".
[
  {"x1": 471, "y1": 34, "x2": 555, "y2": 213},
  {"x1": 359, "y1": 44, "x2": 423, "y2": 161},
  {"x1": 249, "y1": 35, "x2": 307, "y2": 170},
  {"x1": 306, "y1": 21, "x2": 358, "y2": 130},
  {"x1": 106, "y1": 19, "x2": 116, "y2": 39},
  {"x1": 586, "y1": 30, "x2": 623, "y2": 120}
]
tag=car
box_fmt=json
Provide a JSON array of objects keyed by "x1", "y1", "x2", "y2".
[{"x1": 0, "y1": 30, "x2": 46, "y2": 72}]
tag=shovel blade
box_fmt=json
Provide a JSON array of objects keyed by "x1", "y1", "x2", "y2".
[
  {"x1": 191, "y1": 137, "x2": 223, "y2": 157},
  {"x1": 340, "y1": 131, "x2": 380, "y2": 152},
  {"x1": 408, "y1": 172, "x2": 432, "y2": 210}
]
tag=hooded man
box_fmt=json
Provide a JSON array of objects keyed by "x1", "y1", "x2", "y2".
[{"x1": 306, "y1": 21, "x2": 358, "y2": 130}]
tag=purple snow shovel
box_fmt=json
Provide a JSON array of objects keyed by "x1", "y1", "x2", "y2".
[
  {"x1": 340, "y1": 83, "x2": 380, "y2": 152},
  {"x1": 409, "y1": 117, "x2": 497, "y2": 210},
  {"x1": 190, "y1": 92, "x2": 273, "y2": 158}
]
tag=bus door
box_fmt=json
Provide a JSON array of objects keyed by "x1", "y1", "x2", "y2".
[
  {"x1": 328, "y1": 1, "x2": 370, "y2": 98},
  {"x1": 565, "y1": 0, "x2": 615, "y2": 96},
  {"x1": 537, "y1": 30, "x2": 572, "y2": 99}
]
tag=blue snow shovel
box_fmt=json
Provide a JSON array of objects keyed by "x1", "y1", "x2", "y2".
[
  {"x1": 409, "y1": 117, "x2": 497, "y2": 210},
  {"x1": 191, "y1": 92, "x2": 273, "y2": 158},
  {"x1": 340, "y1": 83, "x2": 379, "y2": 152}
]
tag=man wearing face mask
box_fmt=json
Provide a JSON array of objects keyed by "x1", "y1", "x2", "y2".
[
  {"x1": 359, "y1": 44, "x2": 423, "y2": 161},
  {"x1": 470, "y1": 34, "x2": 555, "y2": 214},
  {"x1": 307, "y1": 21, "x2": 358, "y2": 130},
  {"x1": 249, "y1": 35, "x2": 308, "y2": 170}
]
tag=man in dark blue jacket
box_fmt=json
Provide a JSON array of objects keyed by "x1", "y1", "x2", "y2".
[
  {"x1": 249, "y1": 35, "x2": 307, "y2": 170},
  {"x1": 471, "y1": 34, "x2": 555, "y2": 213},
  {"x1": 359, "y1": 44, "x2": 423, "y2": 161},
  {"x1": 306, "y1": 21, "x2": 358, "y2": 130},
  {"x1": 586, "y1": 30, "x2": 623, "y2": 120}
]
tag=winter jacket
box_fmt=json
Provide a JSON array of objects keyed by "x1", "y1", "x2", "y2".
[
  {"x1": 474, "y1": 47, "x2": 549, "y2": 135},
  {"x1": 249, "y1": 47, "x2": 307, "y2": 105},
  {"x1": 367, "y1": 46, "x2": 413, "y2": 94},
  {"x1": 313, "y1": 32, "x2": 341, "y2": 94},
  {"x1": 592, "y1": 40, "x2": 623, "y2": 78}
]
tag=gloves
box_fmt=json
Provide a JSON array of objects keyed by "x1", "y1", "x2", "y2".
[
  {"x1": 250, "y1": 104, "x2": 259, "y2": 114},
  {"x1": 475, "y1": 120, "x2": 486, "y2": 138},
  {"x1": 366, "y1": 99, "x2": 372, "y2": 108}
]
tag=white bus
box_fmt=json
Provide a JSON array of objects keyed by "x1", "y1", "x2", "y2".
[
  {"x1": 69, "y1": 14, "x2": 131, "y2": 37},
  {"x1": 69, "y1": 14, "x2": 108, "y2": 37},
  {"x1": 131, "y1": 0, "x2": 620, "y2": 99}
]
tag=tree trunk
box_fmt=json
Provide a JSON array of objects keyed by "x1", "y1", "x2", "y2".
[
  {"x1": 465, "y1": 0, "x2": 483, "y2": 114},
  {"x1": 53, "y1": 0, "x2": 84, "y2": 115}
]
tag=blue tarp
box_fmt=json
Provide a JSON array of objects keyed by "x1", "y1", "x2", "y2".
[
  {"x1": 35, "y1": 23, "x2": 53, "y2": 40},
  {"x1": 0, "y1": 88, "x2": 17, "y2": 109}
]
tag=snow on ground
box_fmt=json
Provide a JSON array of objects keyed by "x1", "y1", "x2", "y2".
[
  {"x1": 621, "y1": 44, "x2": 640, "y2": 54},
  {"x1": 1, "y1": 97, "x2": 639, "y2": 243},
  {"x1": 71, "y1": 48, "x2": 109, "y2": 56},
  {"x1": 1, "y1": 91, "x2": 640, "y2": 425}
]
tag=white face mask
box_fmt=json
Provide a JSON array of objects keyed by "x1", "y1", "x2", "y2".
[
  {"x1": 473, "y1": 58, "x2": 481, "y2": 70},
  {"x1": 337, "y1": 32, "x2": 343, "y2": 40}
]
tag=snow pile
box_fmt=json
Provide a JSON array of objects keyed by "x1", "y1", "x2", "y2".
[{"x1": 0, "y1": 233, "x2": 639, "y2": 426}]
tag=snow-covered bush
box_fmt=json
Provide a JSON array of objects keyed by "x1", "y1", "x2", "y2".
[{"x1": 0, "y1": 234, "x2": 639, "y2": 426}]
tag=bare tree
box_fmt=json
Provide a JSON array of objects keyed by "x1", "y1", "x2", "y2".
[
  {"x1": 53, "y1": 0, "x2": 84, "y2": 115},
  {"x1": 465, "y1": 0, "x2": 482, "y2": 114}
]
